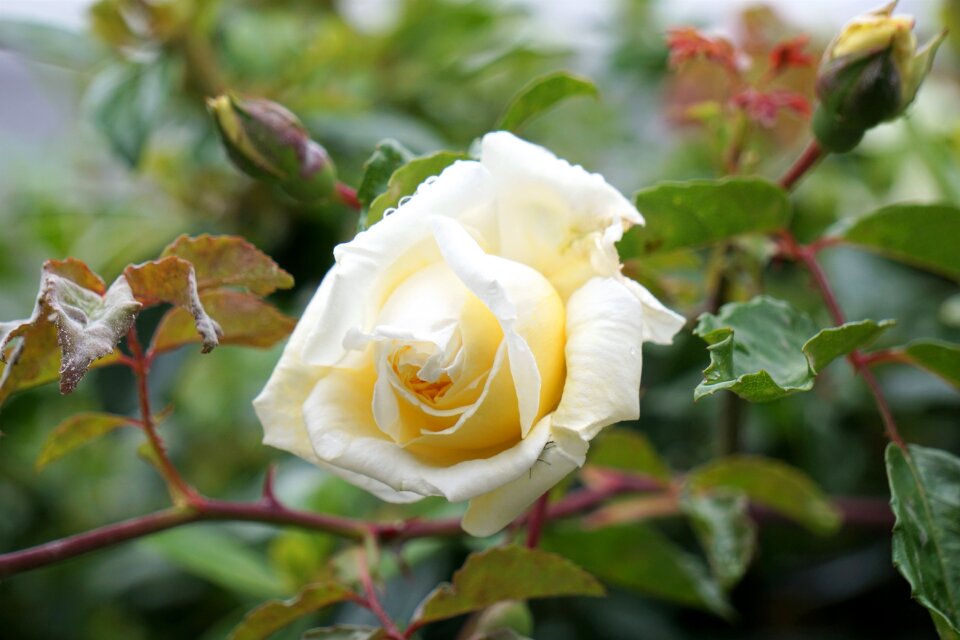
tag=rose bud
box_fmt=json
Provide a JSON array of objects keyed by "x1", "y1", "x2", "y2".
[
  {"x1": 812, "y1": 1, "x2": 946, "y2": 152},
  {"x1": 207, "y1": 94, "x2": 338, "y2": 203}
]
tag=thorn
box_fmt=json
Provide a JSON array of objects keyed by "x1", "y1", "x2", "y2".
[{"x1": 262, "y1": 464, "x2": 280, "y2": 506}]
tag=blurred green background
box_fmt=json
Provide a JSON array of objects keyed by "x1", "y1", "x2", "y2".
[{"x1": 1, "y1": 0, "x2": 959, "y2": 638}]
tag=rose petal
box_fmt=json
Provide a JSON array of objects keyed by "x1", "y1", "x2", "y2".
[
  {"x1": 550, "y1": 277, "x2": 645, "y2": 441},
  {"x1": 461, "y1": 422, "x2": 588, "y2": 537},
  {"x1": 302, "y1": 370, "x2": 553, "y2": 502},
  {"x1": 480, "y1": 131, "x2": 642, "y2": 299},
  {"x1": 622, "y1": 277, "x2": 686, "y2": 345},
  {"x1": 431, "y1": 217, "x2": 565, "y2": 437},
  {"x1": 301, "y1": 161, "x2": 495, "y2": 367}
]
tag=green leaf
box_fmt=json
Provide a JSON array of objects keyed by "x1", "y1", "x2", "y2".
[
  {"x1": 35, "y1": 412, "x2": 135, "y2": 471},
  {"x1": 902, "y1": 340, "x2": 960, "y2": 390},
  {"x1": 87, "y1": 60, "x2": 173, "y2": 167},
  {"x1": 411, "y1": 546, "x2": 604, "y2": 626},
  {"x1": 356, "y1": 139, "x2": 414, "y2": 224},
  {"x1": 586, "y1": 428, "x2": 672, "y2": 482},
  {"x1": 542, "y1": 524, "x2": 732, "y2": 618},
  {"x1": 160, "y1": 235, "x2": 294, "y2": 296},
  {"x1": 694, "y1": 296, "x2": 893, "y2": 402},
  {"x1": 621, "y1": 178, "x2": 790, "y2": 257},
  {"x1": 228, "y1": 581, "x2": 356, "y2": 640},
  {"x1": 839, "y1": 204, "x2": 960, "y2": 282},
  {"x1": 146, "y1": 527, "x2": 287, "y2": 599},
  {"x1": 496, "y1": 71, "x2": 599, "y2": 132},
  {"x1": 365, "y1": 151, "x2": 467, "y2": 227},
  {"x1": 680, "y1": 491, "x2": 756, "y2": 588},
  {"x1": 124, "y1": 257, "x2": 222, "y2": 353},
  {"x1": 0, "y1": 259, "x2": 141, "y2": 395},
  {"x1": 150, "y1": 290, "x2": 295, "y2": 354},
  {"x1": 686, "y1": 456, "x2": 842, "y2": 535},
  {"x1": 887, "y1": 443, "x2": 960, "y2": 636},
  {"x1": 302, "y1": 626, "x2": 386, "y2": 640}
]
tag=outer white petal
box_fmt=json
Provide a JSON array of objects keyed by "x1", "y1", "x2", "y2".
[
  {"x1": 550, "y1": 277, "x2": 646, "y2": 441},
  {"x1": 622, "y1": 277, "x2": 686, "y2": 345},
  {"x1": 301, "y1": 160, "x2": 495, "y2": 367},
  {"x1": 461, "y1": 422, "x2": 588, "y2": 537},
  {"x1": 303, "y1": 372, "x2": 553, "y2": 502},
  {"x1": 253, "y1": 270, "x2": 336, "y2": 463},
  {"x1": 480, "y1": 131, "x2": 641, "y2": 298}
]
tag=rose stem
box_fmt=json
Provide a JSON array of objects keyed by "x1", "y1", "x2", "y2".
[
  {"x1": 778, "y1": 140, "x2": 824, "y2": 191},
  {"x1": 524, "y1": 492, "x2": 550, "y2": 548},
  {"x1": 336, "y1": 182, "x2": 362, "y2": 210},
  {"x1": 356, "y1": 540, "x2": 404, "y2": 640},
  {"x1": 775, "y1": 140, "x2": 906, "y2": 448},
  {"x1": 126, "y1": 327, "x2": 199, "y2": 503}
]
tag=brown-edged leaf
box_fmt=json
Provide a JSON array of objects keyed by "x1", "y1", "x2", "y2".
[
  {"x1": 1, "y1": 259, "x2": 141, "y2": 395},
  {"x1": 228, "y1": 581, "x2": 356, "y2": 640},
  {"x1": 412, "y1": 546, "x2": 603, "y2": 626},
  {"x1": 125, "y1": 257, "x2": 222, "y2": 353},
  {"x1": 160, "y1": 234, "x2": 294, "y2": 295},
  {"x1": 150, "y1": 290, "x2": 295, "y2": 354},
  {"x1": 36, "y1": 412, "x2": 136, "y2": 470}
]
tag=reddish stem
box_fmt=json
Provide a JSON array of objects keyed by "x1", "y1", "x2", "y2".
[
  {"x1": 336, "y1": 182, "x2": 362, "y2": 211},
  {"x1": 778, "y1": 140, "x2": 824, "y2": 191},
  {"x1": 525, "y1": 493, "x2": 550, "y2": 549},
  {"x1": 357, "y1": 541, "x2": 403, "y2": 640},
  {"x1": 859, "y1": 349, "x2": 909, "y2": 367},
  {"x1": 126, "y1": 328, "x2": 199, "y2": 503}
]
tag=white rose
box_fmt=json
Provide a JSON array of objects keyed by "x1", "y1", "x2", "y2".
[{"x1": 253, "y1": 132, "x2": 684, "y2": 536}]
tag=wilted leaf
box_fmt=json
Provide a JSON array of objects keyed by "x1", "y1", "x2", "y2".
[
  {"x1": 887, "y1": 444, "x2": 960, "y2": 636},
  {"x1": 302, "y1": 626, "x2": 386, "y2": 640},
  {"x1": 228, "y1": 581, "x2": 357, "y2": 640},
  {"x1": 587, "y1": 428, "x2": 672, "y2": 482},
  {"x1": 411, "y1": 546, "x2": 603, "y2": 626},
  {"x1": 35, "y1": 412, "x2": 135, "y2": 471},
  {"x1": 125, "y1": 257, "x2": 222, "y2": 353},
  {"x1": 0, "y1": 259, "x2": 140, "y2": 395},
  {"x1": 686, "y1": 456, "x2": 841, "y2": 535},
  {"x1": 356, "y1": 139, "x2": 414, "y2": 222},
  {"x1": 496, "y1": 71, "x2": 599, "y2": 132},
  {"x1": 839, "y1": 204, "x2": 960, "y2": 282},
  {"x1": 365, "y1": 151, "x2": 467, "y2": 227},
  {"x1": 542, "y1": 524, "x2": 732, "y2": 618},
  {"x1": 621, "y1": 178, "x2": 790, "y2": 256},
  {"x1": 694, "y1": 296, "x2": 893, "y2": 402},
  {"x1": 902, "y1": 340, "x2": 960, "y2": 390},
  {"x1": 680, "y1": 491, "x2": 756, "y2": 588},
  {"x1": 150, "y1": 290, "x2": 295, "y2": 354},
  {"x1": 160, "y1": 235, "x2": 294, "y2": 296}
]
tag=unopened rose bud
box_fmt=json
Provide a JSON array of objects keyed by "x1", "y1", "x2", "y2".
[
  {"x1": 812, "y1": 1, "x2": 946, "y2": 152},
  {"x1": 208, "y1": 94, "x2": 338, "y2": 203}
]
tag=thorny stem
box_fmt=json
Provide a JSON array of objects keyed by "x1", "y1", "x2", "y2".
[
  {"x1": 125, "y1": 328, "x2": 199, "y2": 503},
  {"x1": 776, "y1": 142, "x2": 906, "y2": 448}
]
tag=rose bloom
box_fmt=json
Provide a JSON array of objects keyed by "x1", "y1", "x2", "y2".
[{"x1": 254, "y1": 132, "x2": 683, "y2": 536}]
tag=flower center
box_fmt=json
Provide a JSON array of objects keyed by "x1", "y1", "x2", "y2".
[{"x1": 390, "y1": 345, "x2": 456, "y2": 403}]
